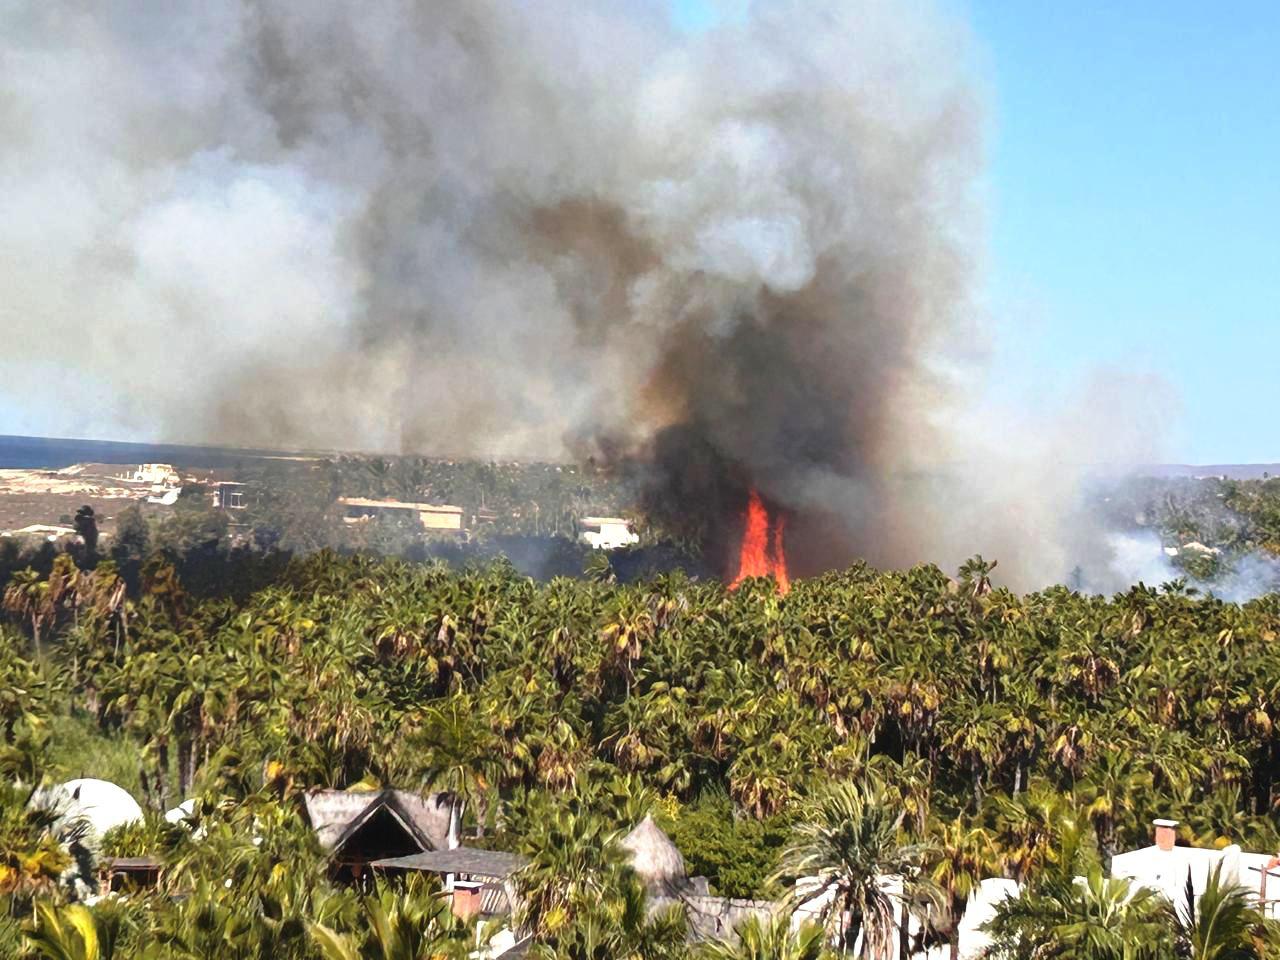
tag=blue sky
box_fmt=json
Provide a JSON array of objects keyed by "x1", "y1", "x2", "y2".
[{"x1": 675, "y1": 0, "x2": 1279, "y2": 464}]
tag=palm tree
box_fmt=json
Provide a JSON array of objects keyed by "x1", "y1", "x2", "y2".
[
  {"x1": 700, "y1": 912, "x2": 829, "y2": 960},
  {"x1": 309, "y1": 886, "x2": 472, "y2": 960},
  {"x1": 1177, "y1": 863, "x2": 1279, "y2": 960},
  {"x1": 984, "y1": 868, "x2": 1175, "y2": 960},
  {"x1": 3, "y1": 569, "x2": 51, "y2": 657},
  {"x1": 0, "y1": 627, "x2": 53, "y2": 742},
  {"x1": 21, "y1": 901, "x2": 122, "y2": 960},
  {"x1": 399, "y1": 696, "x2": 500, "y2": 841},
  {"x1": 1075, "y1": 748, "x2": 1151, "y2": 874},
  {"x1": 942, "y1": 703, "x2": 1005, "y2": 809},
  {"x1": 773, "y1": 781, "x2": 936, "y2": 958},
  {"x1": 928, "y1": 820, "x2": 998, "y2": 960},
  {"x1": 0, "y1": 783, "x2": 71, "y2": 909},
  {"x1": 552, "y1": 874, "x2": 688, "y2": 960},
  {"x1": 514, "y1": 802, "x2": 632, "y2": 945},
  {"x1": 986, "y1": 783, "x2": 1072, "y2": 884}
]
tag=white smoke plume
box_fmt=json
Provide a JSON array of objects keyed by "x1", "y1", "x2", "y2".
[{"x1": 1100, "y1": 530, "x2": 1280, "y2": 602}]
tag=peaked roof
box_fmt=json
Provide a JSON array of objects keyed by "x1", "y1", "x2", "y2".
[
  {"x1": 304, "y1": 789, "x2": 453, "y2": 856},
  {"x1": 621, "y1": 814, "x2": 687, "y2": 894}
]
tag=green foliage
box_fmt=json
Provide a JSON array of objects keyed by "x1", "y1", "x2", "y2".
[
  {"x1": 2, "y1": 535, "x2": 1280, "y2": 957},
  {"x1": 514, "y1": 800, "x2": 633, "y2": 944},
  {"x1": 986, "y1": 868, "x2": 1177, "y2": 959},
  {"x1": 658, "y1": 791, "x2": 789, "y2": 898},
  {"x1": 22, "y1": 900, "x2": 117, "y2": 960},
  {"x1": 1177, "y1": 863, "x2": 1279, "y2": 960},
  {"x1": 699, "y1": 913, "x2": 830, "y2": 960},
  {"x1": 1116, "y1": 475, "x2": 1280, "y2": 569},
  {"x1": 774, "y1": 780, "x2": 937, "y2": 956},
  {"x1": 308, "y1": 884, "x2": 472, "y2": 960},
  {"x1": 99, "y1": 815, "x2": 181, "y2": 861},
  {"x1": 110, "y1": 506, "x2": 149, "y2": 565},
  {"x1": 151, "y1": 500, "x2": 229, "y2": 557},
  {"x1": 41, "y1": 715, "x2": 146, "y2": 801},
  {"x1": 0, "y1": 782, "x2": 71, "y2": 907}
]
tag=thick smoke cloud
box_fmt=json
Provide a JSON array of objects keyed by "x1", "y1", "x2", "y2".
[{"x1": 0, "y1": 0, "x2": 1187, "y2": 590}]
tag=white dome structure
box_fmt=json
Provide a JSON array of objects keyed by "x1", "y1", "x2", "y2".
[{"x1": 31, "y1": 779, "x2": 144, "y2": 838}]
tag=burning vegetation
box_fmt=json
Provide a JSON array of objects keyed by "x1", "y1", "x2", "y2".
[{"x1": 728, "y1": 488, "x2": 790, "y2": 594}]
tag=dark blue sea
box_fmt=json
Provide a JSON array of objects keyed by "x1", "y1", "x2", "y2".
[{"x1": 0, "y1": 434, "x2": 303, "y2": 470}]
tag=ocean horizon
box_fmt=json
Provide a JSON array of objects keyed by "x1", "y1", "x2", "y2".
[{"x1": 0, "y1": 434, "x2": 304, "y2": 471}]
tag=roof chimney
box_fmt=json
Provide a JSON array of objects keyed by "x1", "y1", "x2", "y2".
[
  {"x1": 452, "y1": 880, "x2": 484, "y2": 922},
  {"x1": 1153, "y1": 819, "x2": 1179, "y2": 851}
]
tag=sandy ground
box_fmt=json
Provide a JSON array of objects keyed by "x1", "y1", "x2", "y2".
[
  {"x1": 0, "y1": 463, "x2": 218, "y2": 538},
  {"x1": 0, "y1": 467, "x2": 143, "y2": 499}
]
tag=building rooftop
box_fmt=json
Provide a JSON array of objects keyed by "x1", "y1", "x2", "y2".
[
  {"x1": 337, "y1": 497, "x2": 463, "y2": 514},
  {"x1": 371, "y1": 847, "x2": 527, "y2": 879},
  {"x1": 303, "y1": 788, "x2": 454, "y2": 855},
  {"x1": 104, "y1": 857, "x2": 163, "y2": 871}
]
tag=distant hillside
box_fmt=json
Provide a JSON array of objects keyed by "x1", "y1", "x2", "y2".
[{"x1": 1140, "y1": 463, "x2": 1280, "y2": 480}]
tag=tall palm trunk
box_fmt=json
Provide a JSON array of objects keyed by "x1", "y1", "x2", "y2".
[
  {"x1": 177, "y1": 737, "x2": 198, "y2": 796},
  {"x1": 153, "y1": 740, "x2": 171, "y2": 811},
  {"x1": 1099, "y1": 817, "x2": 1116, "y2": 876},
  {"x1": 448, "y1": 796, "x2": 463, "y2": 848},
  {"x1": 949, "y1": 894, "x2": 964, "y2": 960}
]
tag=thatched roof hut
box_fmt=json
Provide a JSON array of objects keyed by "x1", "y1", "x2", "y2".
[
  {"x1": 621, "y1": 814, "x2": 687, "y2": 895},
  {"x1": 303, "y1": 788, "x2": 456, "y2": 883}
]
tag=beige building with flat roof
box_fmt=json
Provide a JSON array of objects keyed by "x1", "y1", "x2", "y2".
[{"x1": 337, "y1": 497, "x2": 464, "y2": 531}]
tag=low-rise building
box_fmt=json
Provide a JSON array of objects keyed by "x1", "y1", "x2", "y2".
[
  {"x1": 119, "y1": 464, "x2": 180, "y2": 486},
  {"x1": 303, "y1": 788, "x2": 458, "y2": 884},
  {"x1": 337, "y1": 497, "x2": 464, "y2": 532},
  {"x1": 212, "y1": 481, "x2": 248, "y2": 510},
  {"x1": 1111, "y1": 818, "x2": 1280, "y2": 919}
]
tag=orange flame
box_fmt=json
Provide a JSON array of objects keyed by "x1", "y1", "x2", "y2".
[{"x1": 729, "y1": 488, "x2": 790, "y2": 594}]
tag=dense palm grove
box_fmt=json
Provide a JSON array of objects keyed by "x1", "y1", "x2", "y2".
[{"x1": 5, "y1": 538, "x2": 1280, "y2": 957}]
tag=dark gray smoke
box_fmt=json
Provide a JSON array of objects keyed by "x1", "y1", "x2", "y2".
[{"x1": 0, "y1": 0, "x2": 1197, "y2": 590}]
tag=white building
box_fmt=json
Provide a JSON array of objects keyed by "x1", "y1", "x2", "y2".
[
  {"x1": 791, "y1": 872, "x2": 1019, "y2": 959},
  {"x1": 120, "y1": 464, "x2": 180, "y2": 486},
  {"x1": 1111, "y1": 819, "x2": 1280, "y2": 919},
  {"x1": 579, "y1": 517, "x2": 638, "y2": 550}
]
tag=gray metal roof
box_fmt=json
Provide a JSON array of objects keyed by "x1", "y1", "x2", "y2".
[{"x1": 370, "y1": 846, "x2": 528, "y2": 878}]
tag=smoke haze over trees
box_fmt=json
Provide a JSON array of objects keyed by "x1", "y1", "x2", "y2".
[{"x1": 0, "y1": 1, "x2": 1191, "y2": 589}]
